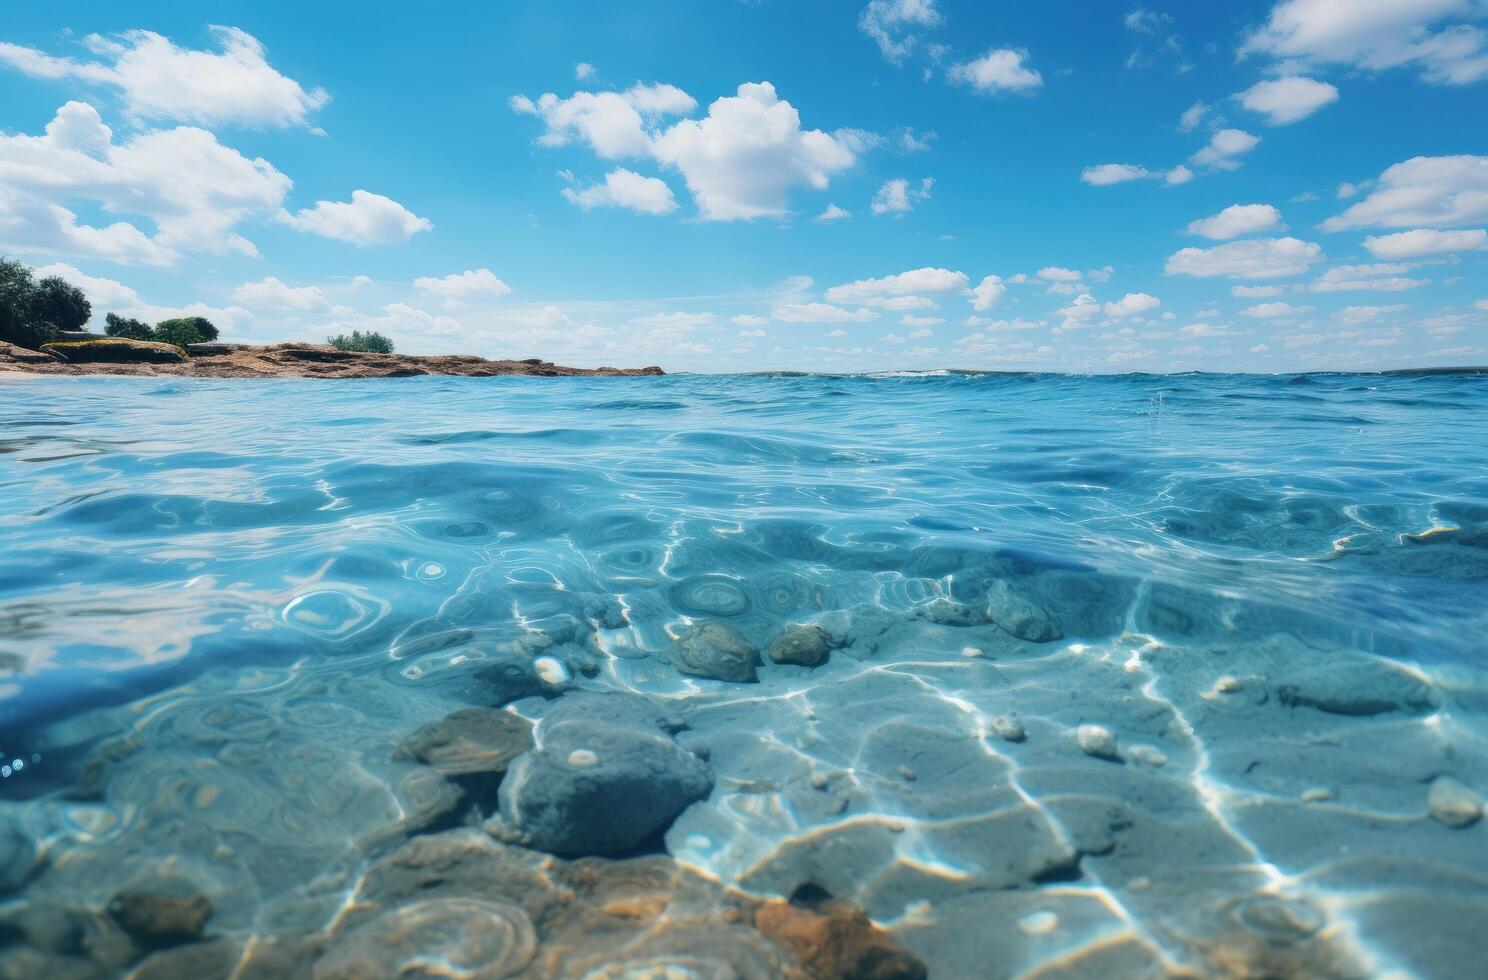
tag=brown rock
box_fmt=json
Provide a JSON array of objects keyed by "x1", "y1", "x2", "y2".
[
  {"x1": 0, "y1": 341, "x2": 60, "y2": 365},
  {"x1": 756, "y1": 893, "x2": 927, "y2": 980},
  {"x1": 394, "y1": 707, "x2": 534, "y2": 776},
  {"x1": 108, "y1": 889, "x2": 212, "y2": 948},
  {"x1": 769, "y1": 624, "x2": 832, "y2": 667},
  {"x1": 41, "y1": 338, "x2": 186, "y2": 364}
]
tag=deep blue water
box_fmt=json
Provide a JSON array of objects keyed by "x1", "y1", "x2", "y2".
[{"x1": 1, "y1": 372, "x2": 1486, "y2": 978}]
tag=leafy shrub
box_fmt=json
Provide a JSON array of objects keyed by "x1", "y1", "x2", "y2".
[
  {"x1": 29, "y1": 276, "x2": 91, "y2": 332},
  {"x1": 328, "y1": 330, "x2": 395, "y2": 354},
  {"x1": 153, "y1": 316, "x2": 219, "y2": 348},
  {"x1": 104, "y1": 313, "x2": 155, "y2": 341},
  {"x1": 0, "y1": 258, "x2": 58, "y2": 350}
]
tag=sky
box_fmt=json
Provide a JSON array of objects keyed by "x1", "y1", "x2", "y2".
[{"x1": 1, "y1": 1, "x2": 1486, "y2": 373}]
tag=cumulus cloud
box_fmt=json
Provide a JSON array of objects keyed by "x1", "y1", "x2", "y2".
[
  {"x1": 971, "y1": 275, "x2": 1005, "y2": 311},
  {"x1": 1232, "y1": 284, "x2": 1285, "y2": 297},
  {"x1": 1237, "y1": 76, "x2": 1339, "y2": 125},
  {"x1": 276, "y1": 189, "x2": 432, "y2": 246},
  {"x1": 230, "y1": 276, "x2": 334, "y2": 311},
  {"x1": 1055, "y1": 293, "x2": 1101, "y2": 330},
  {"x1": 1103, "y1": 292, "x2": 1161, "y2": 317},
  {"x1": 1080, "y1": 162, "x2": 1192, "y2": 186},
  {"x1": 871, "y1": 177, "x2": 934, "y2": 215},
  {"x1": 1309, "y1": 262, "x2": 1429, "y2": 292},
  {"x1": 1241, "y1": 0, "x2": 1488, "y2": 85},
  {"x1": 814, "y1": 203, "x2": 852, "y2": 222},
  {"x1": 858, "y1": 0, "x2": 942, "y2": 64},
  {"x1": 1190, "y1": 128, "x2": 1261, "y2": 170},
  {"x1": 826, "y1": 267, "x2": 969, "y2": 305},
  {"x1": 1165, "y1": 237, "x2": 1324, "y2": 278},
  {"x1": 772, "y1": 303, "x2": 880, "y2": 323},
  {"x1": 0, "y1": 26, "x2": 328, "y2": 128},
  {"x1": 1336, "y1": 304, "x2": 1407, "y2": 324},
  {"x1": 562, "y1": 168, "x2": 677, "y2": 214},
  {"x1": 1363, "y1": 227, "x2": 1488, "y2": 258},
  {"x1": 575, "y1": 62, "x2": 596, "y2": 80},
  {"x1": 652, "y1": 82, "x2": 855, "y2": 220},
  {"x1": 1185, "y1": 203, "x2": 1285, "y2": 239},
  {"x1": 1241, "y1": 301, "x2": 1304, "y2": 317},
  {"x1": 31, "y1": 262, "x2": 141, "y2": 308},
  {"x1": 1038, "y1": 266, "x2": 1083, "y2": 282},
  {"x1": 0, "y1": 100, "x2": 290, "y2": 265},
  {"x1": 948, "y1": 48, "x2": 1043, "y2": 93},
  {"x1": 413, "y1": 269, "x2": 512, "y2": 306},
  {"x1": 510, "y1": 82, "x2": 696, "y2": 158},
  {"x1": 1321, "y1": 155, "x2": 1488, "y2": 230},
  {"x1": 1179, "y1": 100, "x2": 1210, "y2": 132}
]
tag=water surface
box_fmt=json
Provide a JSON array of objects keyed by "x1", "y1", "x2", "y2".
[{"x1": 2, "y1": 372, "x2": 1486, "y2": 978}]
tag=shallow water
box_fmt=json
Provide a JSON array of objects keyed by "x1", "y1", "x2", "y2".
[{"x1": 1, "y1": 372, "x2": 1486, "y2": 978}]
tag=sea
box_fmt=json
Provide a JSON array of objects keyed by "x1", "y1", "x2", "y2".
[{"x1": 1, "y1": 371, "x2": 1485, "y2": 978}]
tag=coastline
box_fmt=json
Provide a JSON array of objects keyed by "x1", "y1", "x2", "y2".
[{"x1": 0, "y1": 341, "x2": 663, "y2": 379}]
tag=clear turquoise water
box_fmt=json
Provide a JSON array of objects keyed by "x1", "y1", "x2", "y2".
[{"x1": 1, "y1": 372, "x2": 1486, "y2": 978}]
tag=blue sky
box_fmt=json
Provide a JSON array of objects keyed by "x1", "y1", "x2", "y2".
[{"x1": 1, "y1": 1, "x2": 1486, "y2": 372}]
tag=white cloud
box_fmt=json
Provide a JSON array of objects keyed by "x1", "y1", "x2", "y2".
[
  {"x1": 1038, "y1": 266, "x2": 1083, "y2": 282},
  {"x1": 871, "y1": 177, "x2": 933, "y2": 214},
  {"x1": 575, "y1": 62, "x2": 596, "y2": 80},
  {"x1": 965, "y1": 316, "x2": 1043, "y2": 330},
  {"x1": 1363, "y1": 227, "x2": 1488, "y2": 258},
  {"x1": 1081, "y1": 163, "x2": 1155, "y2": 186},
  {"x1": 562, "y1": 168, "x2": 677, "y2": 214},
  {"x1": 413, "y1": 269, "x2": 512, "y2": 306},
  {"x1": 1336, "y1": 304, "x2": 1407, "y2": 324},
  {"x1": 859, "y1": 0, "x2": 943, "y2": 64},
  {"x1": 1185, "y1": 203, "x2": 1285, "y2": 239},
  {"x1": 1309, "y1": 262, "x2": 1429, "y2": 292},
  {"x1": 32, "y1": 262, "x2": 141, "y2": 308},
  {"x1": 1165, "y1": 237, "x2": 1323, "y2": 279},
  {"x1": 0, "y1": 100, "x2": 289, "y2": 265},
  {"x1": 772, "y1": 303, "x2": 879, "y2": 323},
  {"x1": 651, "y1": 82, "x2": 855, "y2": 220},
  {"x1": 276, "y1": 189, "x2": 432, "y2": 246},
  {"x1": 1321, "y1": 156, "x2": 1488, "y2": 230},
  {"x1": 1103, "y1": 292, "x2": 1161, "y2": 317},
  {"x1": 1240, "y1": 0, "x2": 1488, "y2": 85},
  {"x1": 815, "y1": 203, "x2": 852, "y2": 222},
  {"x1": 1337, "y1": 181, "x2": 1362, "y2": 199},
  {"x1": 826, "y1": 267, "x2": 968, "y2": 305},
  {"x1": 731, "y1": 314, "x2": 769, "y2": 326},
  {"x1": 971, "y1": 275, "x2": 1005, "y2": 310},
  {"x1": 1241, "y1": 301, "x2": 1304, "y2": 317},
  {"x1": 0, "y1": 27, "x2": 328, "y2": 128},
  {"x1": 1179, "y1": 100, "x2": 1209, "y2": 132},
  {"x1": 633, "y1": 311, "x2": 714, "y2": 331},
  {"x1": 1056, "y1": 293, "x2": 1101, "y2": 330},
  {"x1": 948, "y1": 49, "x2": 1043, "y2": 93},
  {"x1": 1189, "y1": 128, "x2": 1261, "y2": 170},
  {"x1": 230, "y1": 276, "x2": 332, "y2": 311},
  {"x1": 1236, "y1": 76, "x2": 1339, "y2": 125},
  {"x1": 1232, "y1": 284, "x2": 1285, "y2": 297},
  {"x1": 1165, "y1": 165, "x2": 1195, "y2": 185},
  {"x1": 901, "y1": 315, "x2": 943, "y2": 327},
  {"x1": 511, "y1": 82, "x2": 696, "y2": 159}
]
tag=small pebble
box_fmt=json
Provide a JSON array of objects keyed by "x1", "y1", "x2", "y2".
[
  {"x1": 898, "y1": 765, "x2": 917, "y2": 781},
  {"x1": 1077, "y1": 724, "x2": 1119, "y2": 761},
  {"x1": 1428, "y1": 776, "x2": 1483, "y2": 828},
  {"x1": 809, "y1": 771, "x2": 830, "y2": 790},
  {"x1": 566, "y1": 749, "x2": 599, "y2": 768},
  {"x1": 961, "y1": 646, "x2": 984, "y2": 658},
  {"x1": 990, "y1": 714, "x2": 1026, "y2": 742},
  {"x1": 1127, "y1": 744, "x2": 1167, "y2": 767},
  {"x1": 1301, "y1": 787, "x2": 1335, "y2": 804},
  {"x1": 1018, "y1": 911, "x2": 1058, "y2": 935},
  {"x1": 1201, "y1": 675, "x2": 1241, "y2": 701}
]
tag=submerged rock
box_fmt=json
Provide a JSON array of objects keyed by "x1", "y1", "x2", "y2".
[
  {"x1": 667, "y1": 621, "x2": 762, "y2": 682},
  {"x1": 0, "y1": 815, "x2": 37, "y2": 893},
  {"x1": 990, "y1": 713, "x2": 1026, "y2": 742},
  {"x1": 1275, "y1": 660, "x2": 1438, "y2": 716},
  {"x1": 917, "y1": 598, "x2": 988, "y2": 627},
  {"x1": 1077, "y1": 724, "x2": 1120, "y2": 761},
  {"x1": 985, "y1": 582, "x2": 1063, "y2": 643},
  {"x1": 768, "y1": 624, "x2": 832, "y2": 667},
  {"x1": 108, "y1": 889, "x2": 212, "y2": 948},
  {"x1": 1428, "y1": 777, "x2": 1483, "y2": 828},
  {"x1": 395, "y1": 707, "x2": 534, "y2": 776},
  {"x1": 489, "y1": 715, "x2": 713, "y2": 856},
  {"x1": 755, "y1": 892, "x2": 928, "y2": 980},
  {"x1": 314, "y1": 897, "x2": 537, "y2": 980}
]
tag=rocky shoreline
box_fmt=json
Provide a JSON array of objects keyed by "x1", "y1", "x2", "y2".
[{"x1": 0, "y1": 340, "x2": 663, "y2": 379}]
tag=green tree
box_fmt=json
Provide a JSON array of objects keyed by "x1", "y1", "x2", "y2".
[
  {"x1": 29, "y1": 276, "x2": 92, "y2": 332},
  {"x1": 0, "y1": 257, "x2": 55, "y2": 350},
  {"x1": 104, "y1": 313, "x2": 155, "y2": 341},
  {"x1": 328, "y1": 330, "x2": 394, "y2": 354},
  {"x1": 153, "y1": 316, "x2": 219, "y2": 348}
]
